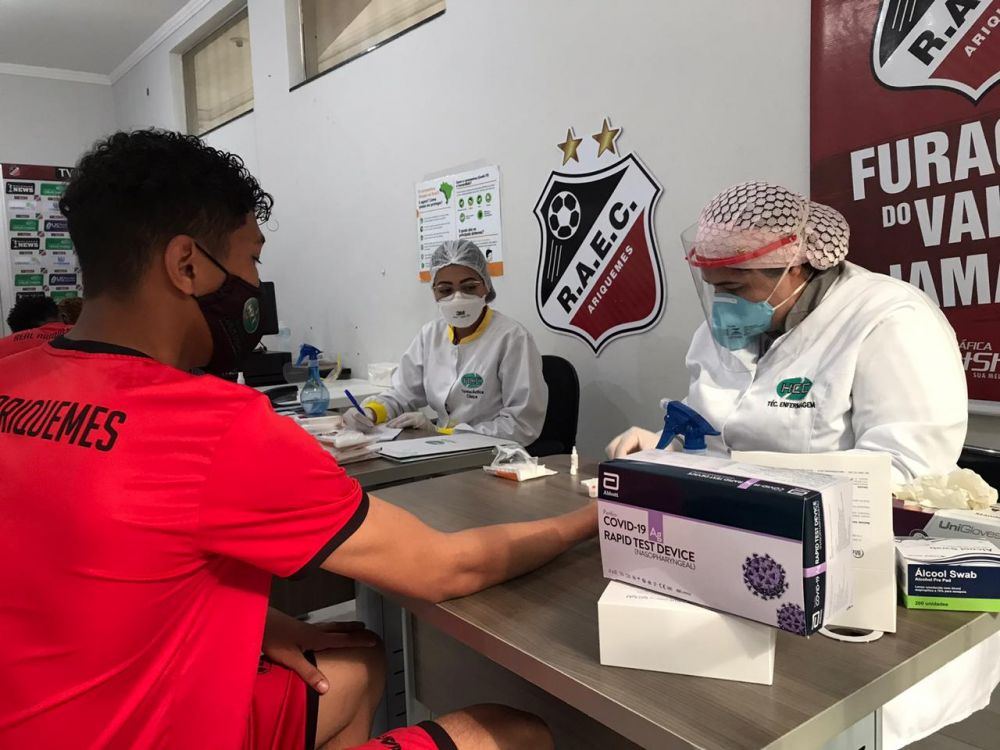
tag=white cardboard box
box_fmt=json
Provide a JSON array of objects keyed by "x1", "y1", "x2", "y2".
[{"x1": 598, "y1": 581, "x2": 776, "y2": 685}]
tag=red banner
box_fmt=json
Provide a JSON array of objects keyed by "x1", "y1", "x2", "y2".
[
  {"x1": 1, "y1": 164, "x2": 73, "y2": 181},
  {"x1": 811, "y1": 0, "x2": 1000, "y2": 405}
]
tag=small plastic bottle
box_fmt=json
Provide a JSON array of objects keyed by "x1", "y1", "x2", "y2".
[
  {"x1": 298, "y1": 344, "x2": 330, "y2": 416},
  {"x1": 569, "y1": 446, "x2": 579, "y2": 475}
]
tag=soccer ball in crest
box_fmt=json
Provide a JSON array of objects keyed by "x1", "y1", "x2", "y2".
[{"x1": 547, "y1": 191, "x2": 580, "y2": 240}]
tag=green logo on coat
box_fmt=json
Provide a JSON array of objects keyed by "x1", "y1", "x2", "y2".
[
  {"x1": 461, "y1": 373, "x2": 484, "y2": 389},
  {"x1": 243, "y1": 297, "x2": 260, "y2": 333},
  {"x1": 776, "y1": 377, "x2": 813, "y2": 401}
]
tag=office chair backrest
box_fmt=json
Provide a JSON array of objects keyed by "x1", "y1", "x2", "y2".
[
  {"x1": 958, "y1": 444, "x2": 1000, "y2": 492},
  {"x1": 526, "y1": 355, "x2": 580, "y2": 457}
]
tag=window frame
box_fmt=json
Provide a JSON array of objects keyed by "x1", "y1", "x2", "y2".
[
  {"x1": 291, "y1": 0, "x2": 445, "y2": 92},
  {"x1": 182, "y1": 6, "x2": 255, "y2": 137}
]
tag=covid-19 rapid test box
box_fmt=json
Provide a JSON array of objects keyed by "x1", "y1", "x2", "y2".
[
  {"x1": 896, "y1": 538, "x2": 1000, "y2": 612},
  {"x1": 597, "y1": 451, "x2": 854, "y2": 635}
]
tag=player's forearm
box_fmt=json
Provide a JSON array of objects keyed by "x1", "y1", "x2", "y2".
[{"x1": 430, "y1": 504, "x2": 597, "y2": 602}]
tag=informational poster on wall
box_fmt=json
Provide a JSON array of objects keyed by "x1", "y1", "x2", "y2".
[
  {"x1": 415, "y1": 165, "x2": 503, "y2": 282},
  {"x1": 1, "y1": 163, "x2": 79, "y2": 329},
  {"x1": 811, "y1": 0, "x2": 1000, "y2": 411}
]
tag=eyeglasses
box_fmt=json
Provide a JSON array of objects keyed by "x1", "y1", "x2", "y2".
[{"x1": 433, "y1": 281, "x2": 485, "y2": 297}]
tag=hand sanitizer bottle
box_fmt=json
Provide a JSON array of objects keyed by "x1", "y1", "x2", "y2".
[{"x1": 297, "y1": 344, "x2": 330, "y2": 416}]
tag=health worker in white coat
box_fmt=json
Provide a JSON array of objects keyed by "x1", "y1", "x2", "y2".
[
  {"x1": 345, "y1": 240, "x2": 547, "y2": 446},
  {"x1": 608, "y1": 180, "x2": 967, "y2": 483},
  {"x1": 607, "y1": 181, "x2": 997, "y2": 750}
]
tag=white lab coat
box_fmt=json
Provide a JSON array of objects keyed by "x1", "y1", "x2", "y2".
[
  {"x1": 684, "y1": 262, "x2": 994, "y2": 748},
  {"x1": 685, "y1": 262, "x2": 967, "y2": 485},
  {"x1": 369, "y1": 308, "x2": 547, "y2": 446}
]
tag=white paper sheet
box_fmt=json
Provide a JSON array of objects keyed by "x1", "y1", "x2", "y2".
[{"x1": 732, "y1": 449, "x2": 896, "y2": 633}]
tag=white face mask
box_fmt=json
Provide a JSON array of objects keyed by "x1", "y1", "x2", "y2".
[{"x1": 438, "y1": 291, "x2": 486, "y2": 327}]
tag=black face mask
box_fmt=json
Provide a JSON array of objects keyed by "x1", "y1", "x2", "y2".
[{"x1": 193, "y1": 243, "x2": 264, "y2": 374}]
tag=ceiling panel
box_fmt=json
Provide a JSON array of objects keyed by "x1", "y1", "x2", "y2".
[{"x1": 0, "y1": 0, "x2": 191, "y2": 75}]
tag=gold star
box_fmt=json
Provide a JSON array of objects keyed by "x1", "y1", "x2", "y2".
[
  {"x1": 592, "y1": 118, "x2": 621, "y2": 158},
  {"x1": 557, "y1": 128, "x2": 583, "y2": 165}
]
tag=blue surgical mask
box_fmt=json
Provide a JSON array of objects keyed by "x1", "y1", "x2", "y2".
[
  {"x1": 710, "y1": 278, "x2": 809, "y2": 350},
  {"x1": 710, "y1": 294, "x2": 775, "y2": 350}
]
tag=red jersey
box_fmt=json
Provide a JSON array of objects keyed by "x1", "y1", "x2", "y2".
[
  {"x1": 0, "y1": 322, "x2": 71, "y2": 359},
  {"x1": 0, "y1": 337, "x2": 368, "y2": 749}
]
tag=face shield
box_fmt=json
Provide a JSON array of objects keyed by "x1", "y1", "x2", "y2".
[{"x1": 682, "y1": 182, "x2": 813, "y2": 370}]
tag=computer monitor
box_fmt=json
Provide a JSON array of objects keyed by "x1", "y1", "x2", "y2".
[{"x1": 259, "y1": 281, "x2": 279, "y2": 336}]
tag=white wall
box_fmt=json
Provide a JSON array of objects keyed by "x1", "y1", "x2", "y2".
[
  {"x1": 202, "y1": 111, "x2": 259, "y2": 176},
  {"x1": 0, "y1": 73, "x2": 115, "y2": 165},
  {"x1": 112, "y1": 0, "x2": 999, "y2": 455}
]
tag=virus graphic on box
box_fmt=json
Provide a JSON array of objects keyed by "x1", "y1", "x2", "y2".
[
  {"x1": 742, "y1": 553, "x2": 789, "y2": 600},
  {"x1": 777, "y1": 603, "x2": 806, "y2": 635}
]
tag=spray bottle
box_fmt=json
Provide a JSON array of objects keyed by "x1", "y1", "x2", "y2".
[
  {"x1": 297, "y1": 344, "x2": 330, "y2": 416},
  {"x1": 655, "y1": 400, "x2": 720, "y2": 453}
]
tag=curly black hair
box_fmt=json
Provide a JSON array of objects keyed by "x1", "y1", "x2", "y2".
[
  {"x1": 7, "y1": 296, "x2": 59, "y2": 332},
  {"x1": 60, "y1": 129, "x2": 273, "y2": 297}
]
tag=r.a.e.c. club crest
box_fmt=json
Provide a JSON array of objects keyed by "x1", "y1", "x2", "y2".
[
  {"x1": 534, "y1": 119, "x2": 664, "y2": 354},
  {"x1": 872, "y1": 0, "x2": 1000, "y2": 102}
]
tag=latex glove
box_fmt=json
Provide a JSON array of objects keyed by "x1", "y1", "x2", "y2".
[
  {"x1": 261, "y1": 608, "x2": 379, "y2": 695},
  {"x1": 343, "y1": 407, "x2": 377, "y2": 433},
  {"x1": 605, "y1": 427, "x2": 660, "y2": 459},
  {"x1": 387, "y1": 411, "x2": 430, "y2": 430},
  {"x1": 949, "y1": 469, "x2": 999, "y2": 509},
  {"x1": 894, "y1": 468, "x2": 999, "y2": 511}
]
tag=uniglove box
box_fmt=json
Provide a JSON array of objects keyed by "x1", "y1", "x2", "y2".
[
  {"x1": 598, "y1": 452, "x2": 853, "y2": 636},
  {"x1": 893, "y1": 501, "x2": 1000, "y2": 543}
]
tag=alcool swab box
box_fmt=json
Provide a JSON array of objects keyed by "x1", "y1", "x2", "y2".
[
  {"x1": 597, "y1": 451, "x2": 853, "y2": 635},
  {"x1": 895, "y1": 538, "x2": 1000, "y2": 612}
]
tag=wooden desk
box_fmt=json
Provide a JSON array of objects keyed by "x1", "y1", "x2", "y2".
[{"x1": 376, "y1": 455, "x2": 1000, "y2": 750}]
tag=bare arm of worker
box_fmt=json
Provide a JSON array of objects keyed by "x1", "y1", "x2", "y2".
[{"x1": 321, "y1": 495, "x2": 596, "y2": 603}]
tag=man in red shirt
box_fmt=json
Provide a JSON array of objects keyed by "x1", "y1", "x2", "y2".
[
  {"x1": 0, "y1": 130, "x2": 595, "y2": 750},
  {"x1": 0, "y1": 296, "x2": 72, "y2": 358}
]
